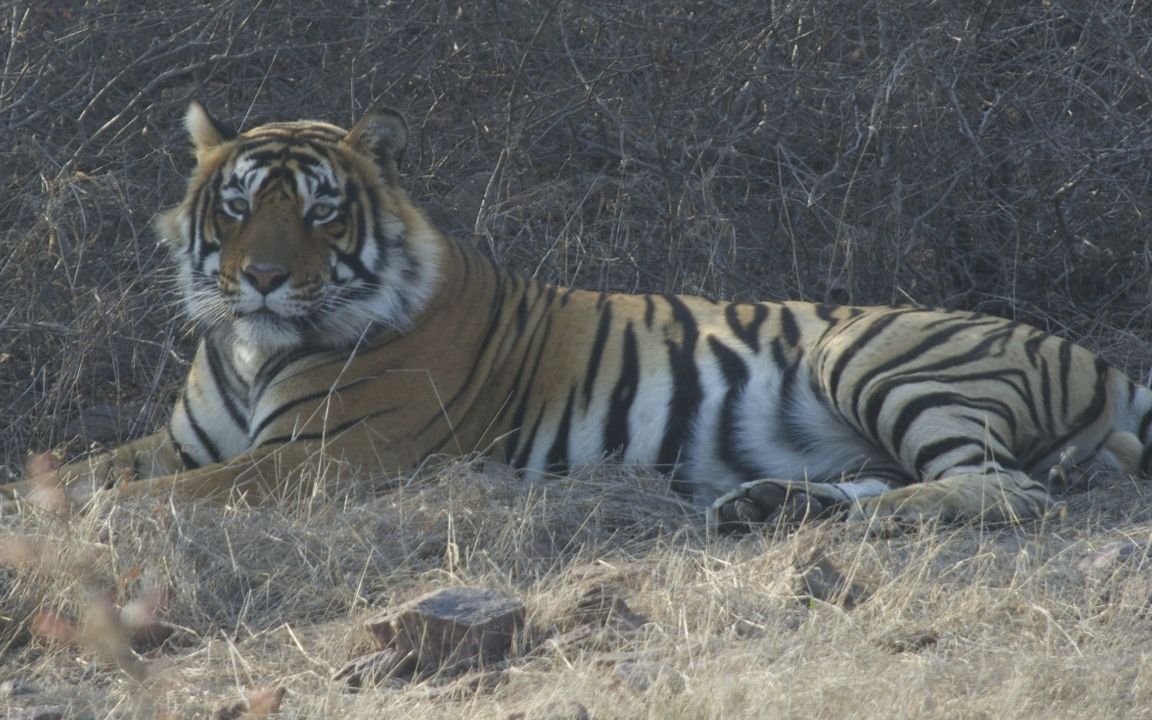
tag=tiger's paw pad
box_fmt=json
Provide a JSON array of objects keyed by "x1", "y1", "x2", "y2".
[{"x1": 708, "y1": 481, "x2": 844, "y2": 534}]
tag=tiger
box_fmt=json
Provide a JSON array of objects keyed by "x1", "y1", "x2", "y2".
[{"x1": 4, "y1": 100, "x2": 1152, "y2": 532}]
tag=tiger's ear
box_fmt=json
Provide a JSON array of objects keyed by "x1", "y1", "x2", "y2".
[
  {"x1": 343, "y1": 109, "x2": 408, "y2": 184},
  {"x1": 184, "y1": 101, "x2": 236, "y2": 159}
]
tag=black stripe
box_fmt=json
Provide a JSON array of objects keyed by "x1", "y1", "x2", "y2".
[
  {"x1": 779, "y1": 305, "x2": 800, "y2": 347},
  {"x1": 333, "y1": 244, "x2": 378, "y2": 284},
  {"x1": 657, "y1": 296, "x2": 701, "y2": 493},
  {"x1": 708, "y1": 336, "x2": 761, "y2": 479},
  {"x1": 583, "y1": 302, "x2": 613, "y2": 410},
  {"x1": 180, "y1": 390, "x2": 222, "y2": 464},
  {"x1": 256, "y1": 405, "x2": 399, "y2": 447},
  {"x1": 513, "y1": 404, "x2": 547, "y2": 468},
  {"x1": 1023, "y1": 332, "x2": 1045, "y2": 367},
  {"x1": 168, "y1": 425, "x2": 200, "y2": 470},
  {"x1": 979, "y1": 420, "x2": 1011, "y2": 452},
  {"x1": 725, "y1": 303, "x2": 766, "y2": 353},
  {"x1": 252, "y1": 347, "x2": 320, "y2": 398},
  {"x1": 708, "y1": 335, "x2": 747, "y2": 383},
  {"x1": 1058, "y1": 340, "x2": 1073, "y2": 420},
  {"x1": 502, "y1": 316, "x2": 554, "y2": 463},
  {"x1": 644, "y1": 295, "x2": 656, "y2": 329},
  {"x1": 515, "y1": 294, "x2": 529, "y2": 335},
  {"x1": 343, "y1": 180, "x2": 360, "y2": 206},
  {"x1": 546, "y1": 386, "x2": 577, "y2": 472},
  {"x1": 887, "y1": 390, "x2": 1012, "y2": 462},
  {"x1": 204, "y1": 343, "x2": 248, "y2": 432},
  {"x1": 287, "y1": 151, "x2": 325, "y2": 168},
  {"x1": 193, "y1": 176, "x2": 223, "y2": 268},
  {"x1": 770, "y1": 338, "x2": 789, "y2": 369},
  {"x1": 340, "y1": 183, "x2": 370, "y2": 266},
  {"x1": 850, "y1": 317, "x2": 1008, "y2": 429},
  {"x1": 913, "y1": 436, "x2": 980, "y2": 476},
  {"x1": 604, "y1": 322, "x2": 640, "y2": 456},
  {"x1": 826, "y1": 311, "x2": 901, "y2": 402},
  {"x1": 815, "y1": 303, "x2": 840, "y2": 323},
  {"x1": 1070, "y1": 357, "x2": 1111, "y2": 432},
  {"x1": 240, "y1": 146, "x2": 293, "y2": 166},
  {"x1": 249, "y1": 377, "x2": 375, "y2": 441},
  {"x1": 777, "y1": 357, "x2": 812, "y2": 453},
  {"x1": 220, "y1": 173, "x2": 243, "y2": 193},
  {"x1": 950, "y1": 452, "x2": 1005, "y2": 474},
  {"x1": 363, "y1": 163, "x2": 387, "y2": 256},
  {"x1": 260, "y1": 166, "x2": 300, "y2": 192},
  {"x1": 1038, "y1": 355, "x2": 1054, "y2": 434}
]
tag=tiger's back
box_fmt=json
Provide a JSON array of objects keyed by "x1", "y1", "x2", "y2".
[{"x1": 5, "y1": 102, "x2": 1151, "y2": 529}]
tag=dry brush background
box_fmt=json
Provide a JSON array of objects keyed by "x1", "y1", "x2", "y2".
[{"x1": 3, "y1": 1, "x2": 1152, "y2": 718}]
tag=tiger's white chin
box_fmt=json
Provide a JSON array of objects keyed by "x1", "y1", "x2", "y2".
[{"x1": 233, "y1": 313, "x2": 304, "y2": 354}]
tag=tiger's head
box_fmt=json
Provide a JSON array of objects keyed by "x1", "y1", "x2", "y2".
[{"x1": 156, "y1": 102, "x2": 441, "y2": 355}]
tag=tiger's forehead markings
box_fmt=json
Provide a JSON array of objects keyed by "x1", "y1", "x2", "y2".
[{"x1": 225, "y1": 140, "x2": 342, "y2": 203}]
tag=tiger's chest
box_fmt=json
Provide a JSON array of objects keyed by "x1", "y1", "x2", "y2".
[{"x1": 171, "y1": 337, "x2": 281, "y2": 467}]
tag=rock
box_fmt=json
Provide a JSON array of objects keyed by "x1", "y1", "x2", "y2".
[{"x1": 361, "y1": 586, "x2": 524, "y2": 676}]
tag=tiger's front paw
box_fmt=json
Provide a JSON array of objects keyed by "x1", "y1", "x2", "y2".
[
  {"x1": 1, "y1": 452, "x2": 126, "y2": 518},
  {"x1": 0, "y1": 452, "x2": 71, "y2": 517},
  {"x1": 707, "y1": 479, "x2": 849, "y2": 534}
]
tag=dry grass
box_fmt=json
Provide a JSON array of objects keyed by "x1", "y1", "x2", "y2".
[
  {"x1": 5, "y1": 463, "x2": 1152, "y2": 718},
  {"x1": 4, "y1": 1, "x2": 1152, "y2": 717}
]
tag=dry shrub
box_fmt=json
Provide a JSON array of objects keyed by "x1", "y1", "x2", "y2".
[{"x1": 4, "y1": 1, "x2": 1152, "y2": 468}]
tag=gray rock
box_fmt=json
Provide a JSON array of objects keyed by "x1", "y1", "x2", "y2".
[{"x1": 362, "y1": 586, "x2": 525, "y2": 676}]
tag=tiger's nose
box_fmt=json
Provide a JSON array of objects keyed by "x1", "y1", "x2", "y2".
[{"x1": 241, "y1": 263, "x2": 289, "y2": 294}]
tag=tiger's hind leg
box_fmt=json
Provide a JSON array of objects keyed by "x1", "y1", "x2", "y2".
[
  {"x1": 708, "y1": 470, "x2": 1063, "y2": 534},
  {"x1": 854, "y1": 429, "x2": 1140, "y2": 525},
  {"x1": 846, "y1": 469, "x2": 1063, "y2": 525},
  {"x1": 708, "y1": 477, "x2": 892, "y2": 534}
]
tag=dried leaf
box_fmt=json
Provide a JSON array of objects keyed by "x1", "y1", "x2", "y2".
[
  {"x1": 213, "y1": 687, "x2": 286, "y2": 720},
  {"x1": 30, "y1": 611, "x2": 78, "y2": 645}
]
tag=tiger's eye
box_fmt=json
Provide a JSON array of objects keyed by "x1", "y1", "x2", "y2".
[
  {"x1": 222, "y1": 197, "x2": 249, "y2": 218},
  {"x1": 309, "y1": 202, "x2": 339, "y2": 224}
]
